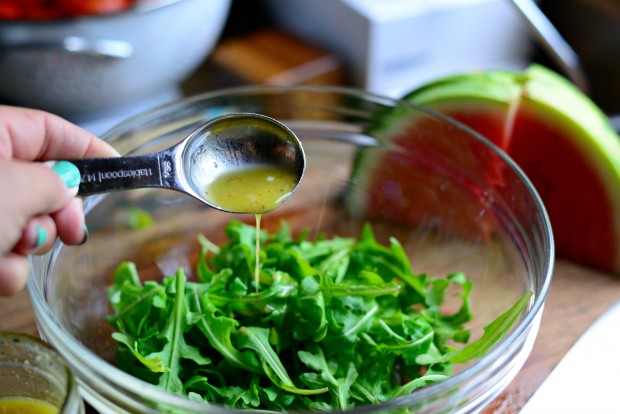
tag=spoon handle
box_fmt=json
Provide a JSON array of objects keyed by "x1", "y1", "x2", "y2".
[{"x1": 71, "y1": 150, "x2": 181, "y2": 196}]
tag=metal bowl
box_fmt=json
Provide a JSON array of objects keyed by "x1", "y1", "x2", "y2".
[{"x1": 0, "y1": 0, "x2": 231, "y2": 122}]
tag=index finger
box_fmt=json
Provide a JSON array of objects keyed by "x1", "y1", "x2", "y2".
[{"x1": 0, "y1": 105, "x2": 119, "y2": 161}]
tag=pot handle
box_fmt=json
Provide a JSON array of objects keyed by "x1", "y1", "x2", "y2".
[
  {"x1": 507, "y1": 0, "x2": 589, "y2": 94},
  {"x1": 0, "y1": 36, "x2": 133, "y2": 60}
]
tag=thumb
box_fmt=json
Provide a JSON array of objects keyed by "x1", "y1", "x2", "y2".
[{"x1": 0, "y1": 160, "x2": 80, "y2": 254}]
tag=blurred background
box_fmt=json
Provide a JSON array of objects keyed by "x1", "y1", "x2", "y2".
[{"x1": 0, "y1": 0, "x2": 617, "y2": 135}]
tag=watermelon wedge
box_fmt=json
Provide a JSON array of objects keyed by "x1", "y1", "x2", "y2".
[
  {"x1": 352, "y1": 64, "x2": 620, "y2": 274},
  {"x1": 347, "y1": 104, "x2": 514, "y2": 242}
]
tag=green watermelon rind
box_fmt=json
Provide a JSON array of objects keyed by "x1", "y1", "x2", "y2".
[
  {"x1": 347, "y1": 105, "x2": 417, "y2": 216},
  {"x1": 347, "y1": 142, "x2": 383, "y2": 217},
  {"x1": 402, "y1": 69, "x2": 524, "y2": 107}
]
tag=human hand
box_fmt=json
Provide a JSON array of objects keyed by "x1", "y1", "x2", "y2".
[{"x1": 0, "y1": 105, "x2": 119, "y2": 295}]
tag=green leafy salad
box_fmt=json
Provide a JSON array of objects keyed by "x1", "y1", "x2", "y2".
[{"x1": 107, "y1": 220, "x2": 530, "y2": 411}]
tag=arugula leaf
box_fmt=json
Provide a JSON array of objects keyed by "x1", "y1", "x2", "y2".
[
  {"x1": 127, "y1": 206, "x2": 154, "y2": 230},
  {"x1": 446, "y1": 291, "x2": 533, "y2": 363},
  {"x1": 196, "y1": 234, "x2": 220, "y2": 283},
  {"x1": 110, "y1": 332, "x2": 167, "y2": 373},
  {"x1": 236, "y1": 327, "x2": 328, "y2": 396},
  {"x1": 186, "y1": 282, "x2": 261, "y2": 374},
  {"x1": 390, "y1": 374, "x2": 450, "y2": 398},
  {"x1": 150, "y1": 269, "x2": 212, "y2": 393},
  {"x1": 298, "y1": 345, "x2": 358, "y2": 410}
]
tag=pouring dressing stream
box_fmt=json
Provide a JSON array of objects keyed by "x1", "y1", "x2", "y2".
[{"x1": 71, "y1": 113, "x2": 305, "y2": 292}]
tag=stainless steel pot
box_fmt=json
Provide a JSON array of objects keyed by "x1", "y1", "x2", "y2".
[{"x1": 0, "y1": 0, "x2": 231, "y2": 122}]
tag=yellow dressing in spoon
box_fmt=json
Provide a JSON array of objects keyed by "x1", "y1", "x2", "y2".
[{"x1": 204, "y1": 165, "x2": 299, "y2": 214}]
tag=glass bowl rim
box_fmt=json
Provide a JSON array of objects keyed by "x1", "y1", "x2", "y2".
[{"x1": 29, "y1": 83, "x2": 555, "y2": 413}]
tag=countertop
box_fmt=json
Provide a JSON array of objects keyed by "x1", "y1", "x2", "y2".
[{"x1": 2, "y1": 258, "x2": 620, "y2": 412}]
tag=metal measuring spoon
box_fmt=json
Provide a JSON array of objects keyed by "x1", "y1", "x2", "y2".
[{"x1": 71, "y1": 113, "x2": 306, "y2": 214}]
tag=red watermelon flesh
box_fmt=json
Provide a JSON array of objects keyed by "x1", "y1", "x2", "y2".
[{"x1": 349, "y1": 106, "x2": 524, "y2": 243}]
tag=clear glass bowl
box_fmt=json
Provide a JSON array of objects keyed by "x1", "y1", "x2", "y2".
[{"x1": 29, "y1": 85, "x2": 554, "y2": 413}]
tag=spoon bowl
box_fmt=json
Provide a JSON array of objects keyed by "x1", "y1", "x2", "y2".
[{"x1": 71, "y1": 113, "x2": 305, "y2": 213}]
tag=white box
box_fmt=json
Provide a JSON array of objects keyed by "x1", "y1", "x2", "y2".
[{"x1": 263, "y1": 0, "x2": 533, "y2": 97}]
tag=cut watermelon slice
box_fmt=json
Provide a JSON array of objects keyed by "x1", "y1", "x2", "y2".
[
  {"x1": 353, "y1": 64, "x2": 620, "y2": 273},
  {"x1": 348, "y1": 103, "x2": 525, "y2": 245}
]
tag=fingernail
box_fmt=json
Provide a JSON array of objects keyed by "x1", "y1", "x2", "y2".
[
  {"x1": 34, "y1": 226, "x2": 48, "y2": 249},
  {"x1": 79, "y1": 223, "x2": 89, "y2": 245},
  {"x1": 52, "y1": 161, "x2": 81, "y2": 189}
]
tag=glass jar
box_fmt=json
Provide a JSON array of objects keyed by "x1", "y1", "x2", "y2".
[{"x1": 0, "y1": 332, "x2": 84, "y2": 413}]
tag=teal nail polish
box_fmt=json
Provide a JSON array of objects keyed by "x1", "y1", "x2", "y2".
[
  {"x1": 80, "y1": 223, "x2": 89, "y2": 245},
  {"x1": 52, "y1": 161, "x2": 81, "y2": 188},
  {"x1": 35, "y1": 226, "x2": 47, "y2": 248}
]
